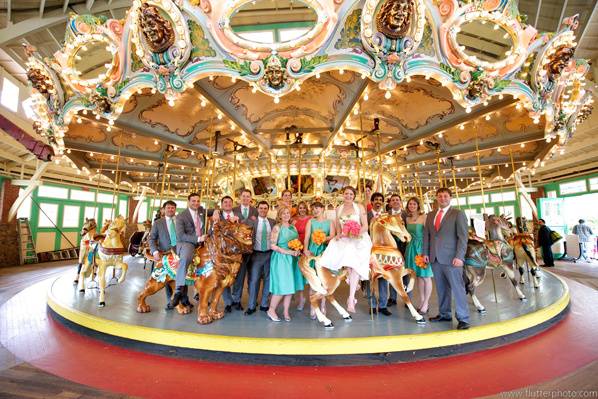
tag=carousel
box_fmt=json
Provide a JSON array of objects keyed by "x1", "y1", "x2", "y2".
[{"x1": 18, "y1": 0, "x2": 592, "y2": 365}]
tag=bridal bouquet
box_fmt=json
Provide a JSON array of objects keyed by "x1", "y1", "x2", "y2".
[
  {"x1": 415, "y1": 254, "x2": 428, "y2": 269},
  {"x1": 288, "y1": 239, "x2": 304, "y2": 251},
  {"x1": 342, "y1": 220, "x2": 361, "y2": 238},
  {"x1": 311, "y1": 229, "x2": 327, "y2": 245}
]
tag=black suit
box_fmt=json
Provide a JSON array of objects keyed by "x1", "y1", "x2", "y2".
[{"x1": 538, "y1": 225, "x2": 554, "y2": 266}]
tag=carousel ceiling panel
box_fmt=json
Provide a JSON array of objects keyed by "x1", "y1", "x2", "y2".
[
  {"x1": 257, "y1": 114, "x2": 330, "y2": 131},
  {"x1": 443, "y1": 121, "x2": 498, "y2": 146},
  {"x1": 139, "y1": 91, "x2": 211, "y2": 137},
  {"x1": 504, "y1": 111, "x2": 537, "y2": 132},
  {"x1": 360, "y1": 82, "x2": 455, "y2": 131},
  {"x1": 111, "y1": 133, "x2": 161, "y2": 153},
  {"x1": 67, "y1": 121, "x2": 106, "y2": 143},
  {"x1": 230, "y1": 74, "x2": 347, "y2": 125}
]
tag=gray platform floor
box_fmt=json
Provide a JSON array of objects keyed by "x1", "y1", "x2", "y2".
[{"x1": 54, "y1": 256, "x2": 566, "y2": 339}]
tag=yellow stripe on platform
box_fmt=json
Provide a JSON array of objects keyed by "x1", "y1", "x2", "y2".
[{"x1": 47, "y1": 274, "x2": 570, "y2": 356}]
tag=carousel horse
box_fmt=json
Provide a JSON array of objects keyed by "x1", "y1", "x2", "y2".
[
  {"x1": 79, "y1": 216, "x2": 129, "y2": 307},
  {"x1": 510, "y1": 233, "x2": 541, "y2": 288},
  {"x1": 463, "y1": 216, "x2": 526, "y2": 313},
  {"x1": 75, "y1": 218, "x2": 98, "y2": 285},
  {"x1": 298, "y1": 213, "x2": 424, "y2": 329},
  {"x1": 136, "y1": 220, "x2": 253, "y2": 324}
]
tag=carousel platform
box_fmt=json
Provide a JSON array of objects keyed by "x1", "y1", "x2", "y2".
[{"x1": 46, "y1": 256, "x2": 569, "y2": 366}]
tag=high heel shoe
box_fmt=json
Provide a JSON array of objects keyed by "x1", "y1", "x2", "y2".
[
  {"x1": 347, "y1": 298, "x2": 357, "y2": 313},
  {"x1": 267, "y1": 311, "x2": 281, "y2": 322},
  {"x1": 297, "y1": 297, "x2": 306, "y2": 311}
]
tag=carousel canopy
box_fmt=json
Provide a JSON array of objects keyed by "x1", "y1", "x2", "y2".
[{"x1": 0, "y1": 0, "x2": 596, "y2": 201}]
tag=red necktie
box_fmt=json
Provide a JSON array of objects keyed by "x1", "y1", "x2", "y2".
[
  {"x1": 226, "y1": 214, "x2": 230, "y2": 220},
  {"x1": 434, "y1": 209, "x2": 444, "y2": 231}
]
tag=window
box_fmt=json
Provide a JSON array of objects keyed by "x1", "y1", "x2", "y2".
[
  {"x1": 589, "y1": 177, "x2": 598, "y2": 191},
  {"x1": 97, "y1": 193, "x2": 115, "y2": 203},
  {"x1": 450, "y1": 197, "x2": 467, "y2": 206},
  {"x1": 279, "y1": 27, "x2": 310, "y2": 42},
  {"x1": 174, "y1": 200, "x2": 187, "y2": 210},
  {"x1": 62, "y1": 205, "x2": 81, "y2": 227},
  {"x1": 464, "y1": 208, "x2": 482, "y2": 219},
  {"x1": 16, "y1": 189, "x2": 31, "y2": 219},
  {"x1": 38, "y1": 203, "x2": 59, "y2": 227},
  {"x1": 547, "y1": 190, "x2": 557, "y2": 198},
  {"x1": 560, "y1": 180, "x2": 587, "y2": 195},
  {"x1": 1, "y1": 77, "x2": 19, "y2": 112},
  {"x1": 468, "y1": 195, "x2": 489, "y2": 205},
  {"x1": 102, "y1": 207, "x2": 115, "y2": 221},
  {"x1": 237, "y1": 30, "x2": 275, "y2": 43},
  {"x1": 38, "y1": 185, "x2": 68, "y2": 199},
  {"x1": 137, "y1": 202, "x2": 148, "y2": 223},
  {"x1": 71, "y1": 189, "x2": 96, "y2": 202},
  {"x1": 119, "y1": 200, "x2": 127, "y2": 218},
  {"x1": 84, "y1": 206, "x2": 99, "y2": 220},
  {"x1": 491, "y1": 191, "x2": 516, "y2": 203}
]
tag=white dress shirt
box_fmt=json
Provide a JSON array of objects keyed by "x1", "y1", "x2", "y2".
[
  {"x1": 222, "y1": 210, "x2": 234, "y2": 220},
  {"x1": 254, "y1": 216, "x2": 271, "y2": 251}
]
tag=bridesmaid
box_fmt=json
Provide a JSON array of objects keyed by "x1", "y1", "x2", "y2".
[
  {"x1": 292, "y1": 201, "x2": 311, "y2": 310},
  {"x1": 404, "y1": 197, "x2": 433, "y2": 315},
  {"x1": 268, "y1": 207, "x2": 303, "y2": 322},
  {"x1": 280, "y1": 189, "x2": 296, "y2": 217},
  {"x1": 303, "y1": 201, "x2": 335, "y2": 318}
]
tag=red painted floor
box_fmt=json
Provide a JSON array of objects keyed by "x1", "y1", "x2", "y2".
[{"x1": 2, "y1": 275, "x2": 597, "y2": 399}]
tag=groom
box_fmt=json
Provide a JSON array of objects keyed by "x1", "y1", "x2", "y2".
[{"x1": 422, "y1": 188, "x2": 470, "y2": 330}]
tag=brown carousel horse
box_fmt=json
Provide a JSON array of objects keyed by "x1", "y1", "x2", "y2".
[
  {"x1": 75, "y1": 218, "x2": 98, "y2": 285},
  {"x1": 136, "y1": 220, "x2": 253, "y2": 324},
  {"x1": 299, "y1": 213, "x2": 424, "y2": 329},
  {"x1": 510, "y1": 233, "x2": 541, "y2": 288},
  {"x1": 463, "y1": 215, "x2": 526, "y2": 313}
]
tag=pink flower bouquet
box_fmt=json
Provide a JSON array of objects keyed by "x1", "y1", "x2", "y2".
[{"x1": 342, "y1": 220, "x2": 361, "y2": 238}]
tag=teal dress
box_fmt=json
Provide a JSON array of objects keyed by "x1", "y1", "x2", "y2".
[
  {"x1": 405, "y1": 223, "x2": 433, "y2": 278},
  {"x1": 269, "y1": 225, "x2": 305, "y2": 295},
  {"x1": 307, "y1": 219, "x2": 332, "y2": 268}
]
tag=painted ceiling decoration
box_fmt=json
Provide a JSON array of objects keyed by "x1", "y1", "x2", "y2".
[{"x1": 20, "y1": 0, "x2": 594, "y2": 199}]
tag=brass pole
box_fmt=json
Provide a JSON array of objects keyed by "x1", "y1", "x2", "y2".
[
  {"x1": 474, "y1": 133, "x2": 486, "y2": 214},
  {"x1": 298, "y1": 143, "x2": 303, "y2": 198},
  {"x1": 286, "y1": 140, "x2": 291, "y2": 191},
  {"x1": 377, "y1": 131, "x2": 384, "y2": 195},
  {"x1": 232, "y1": 151, "x2": 237, "y2": 196},
  {"x1": 436, "y1": 151, "x2": 444, "y2": 188},
  {"x1": 451, "y1": 162, "x2": 460, "y2": 209},
  {"x1": 358, "y1": 100, "x2": 364, "y2": 199},
  {"x1": 509, "y1": 146, "x2": 521, "y2": 216},
  {"x1": 94, "y1": 157, "x2": 104, "y2": 219},
  {"x1": 394, "y1": 150, "x2": 404, "y2": 198},
  {"x1": 110, "y1": 133, "x2": 123, "y2": 219}
]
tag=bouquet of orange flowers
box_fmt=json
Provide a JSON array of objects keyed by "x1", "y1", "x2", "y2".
[
  {"x1": 311, "y1": 229, "x2": 327, "y2": 245},
  {"x1": 288, "y1": 239, "x2": 303, "y2": 251},
  {"x1": 415, "y1": 254, "x2": 428, "y2": 269}
]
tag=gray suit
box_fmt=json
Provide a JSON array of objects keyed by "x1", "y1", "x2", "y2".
[
  {"x1": 367, "y1": 210, "x2": 389, "y2": 309},
  {"x1": 149, "y1": 218, "x2": 176, "y2": 255},
  {"x1": 423, "y1": 207, "x2": 469, "y2": 322},
  {"x1": 246, "y1": 217, "x2": 275, "y2": 310},
  {"x1": 222, "y1": 205, "x2": 259, "y2": 305},
  {"x1": 149, "y1": 217, "x2": 177, "y2": 298},
  {"x1": 175, "y1": 207, "x2": 206, "y2": 287}
]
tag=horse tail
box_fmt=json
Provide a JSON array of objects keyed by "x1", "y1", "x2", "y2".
[{"x1": 522, "y1": 243, "x2": 535, "y2": 265}]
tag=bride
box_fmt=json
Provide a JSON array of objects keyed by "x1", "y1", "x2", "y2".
[{"x1": 319, "y1": 186, "x2": 372, "y2": 313}]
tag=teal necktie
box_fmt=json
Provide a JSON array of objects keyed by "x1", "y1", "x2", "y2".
[
  {"x1": 168, "y1": 218, "x2": 176, "y2": 247},
  {"x1": 242, "y1": 207, "x2": 248, "y2": 219},
  {"x1": 261, "y1": 219, "x2": 268, "y2": 251}
]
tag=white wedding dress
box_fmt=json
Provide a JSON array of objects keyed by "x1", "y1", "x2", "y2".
[{"x1": 318, "y1": 202, "x2": 372, "y2": 280}]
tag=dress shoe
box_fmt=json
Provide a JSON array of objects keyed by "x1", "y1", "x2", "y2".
[
  {"x1": 368, "y1": 307, "x2": 378, "y2": 315},
  {"x1": 259, "y1": 306, "x2": 269, "y2": 312},
  {"x1": 378, "y1": 308, "x2": 392, "y2": 316},
  {"x1": 194, "y1": 293, "x2": 199, "y2": 301},
  {"x1": 457, "y1": 321, "x2": 470, "y2": 330},
  {"x1": 232, "y1": 302, "x2": 243, "y2": 311},
  {"x1": 387, "y1": 298, "x2": 397, "y2": 306},
  {"x1": 166, "y1": 287, "x2": 184, "y2": 310},
  {"x1": 267, "y1": 312, "x2": 281, "y2": 322},
  {"x1": 224, "y1": 305, "x2": 232, "y2": 313},
  {"x1": 429, "y1": 315, "x2": 453, "y2": 322},
  {"x1": 244, "y1": 308, "x2": 256, "y2": 315}
]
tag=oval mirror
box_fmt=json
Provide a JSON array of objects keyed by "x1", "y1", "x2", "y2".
[
  {"x1": 230, "y1": 0, "x2": 317, "y2": 44},
  {"x1": 456, "y1": 20, "x2": 514, "y2": 63},
  {"x1": 72, "y1": 40, "x2": 114, "y2": 81}
]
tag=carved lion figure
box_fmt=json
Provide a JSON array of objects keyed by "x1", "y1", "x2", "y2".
[
  {"x1": 546, "y1": 46, "x2": 574, "y2": 82},
  {"x1": 27, "y1": 67, "x2": 52, "y2": 98},
  {"x1": 139, "y1": 3, "x2": 175, "y2": 53},
  {"x1": 376, "y1": 0, "x2": 415, "y2": 39},
  {"x1": 136, "y1": 220, "x2": 253, "y2": 324}
]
